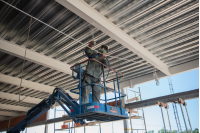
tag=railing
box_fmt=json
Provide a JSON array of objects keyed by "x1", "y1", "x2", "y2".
[{"x1": 70, "y1": 58, "x2": 125, "y2": 114}]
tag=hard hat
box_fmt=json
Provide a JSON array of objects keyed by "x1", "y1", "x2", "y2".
[{"x1": 101, "y1": 45, "x2": 109, "y2": 52}]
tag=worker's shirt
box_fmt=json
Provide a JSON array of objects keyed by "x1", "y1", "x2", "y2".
[{"x1": 85, "y1": 47, "x2": 108, "y2": 79}]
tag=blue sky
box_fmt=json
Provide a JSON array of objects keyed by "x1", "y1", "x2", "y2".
[
  {"x1": 133, "y1": 68, "x2": 199, "y2": 132},
  {"x1": 15, "y1": 68, "x2": 199, "y2": 133}
]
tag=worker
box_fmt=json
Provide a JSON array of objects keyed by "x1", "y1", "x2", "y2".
[{"x1": 81, "y1": 41, "x2": 109, "y2": 104}]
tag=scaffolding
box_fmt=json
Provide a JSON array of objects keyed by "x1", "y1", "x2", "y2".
[
  {"x1": 126, "y1": 87, "x2": 147, "y2": 133},
  {"x1": 54, "y1": 107, "x2": 71, "y2": 133}
]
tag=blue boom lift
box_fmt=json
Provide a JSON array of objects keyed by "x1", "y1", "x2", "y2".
[{"x1": 7, "y1": 58, "x2": 129, "y2": 133}]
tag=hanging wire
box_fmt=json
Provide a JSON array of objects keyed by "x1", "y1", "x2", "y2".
[
  {"x1": 153, "y1": 67, "x2": 160, "y2": 86},
  {"x1": 0, "y1": 0, "x2": 150, "y2": 65},
  {"x1": 89, "y1": 25, "x2": 96, "y2": 46},
  {"x1": 18, "y1": 17, "x2": 33, "y2": 102},
  {"x1": 1, "y1": 0, "x2": 160, "y2": 86}
]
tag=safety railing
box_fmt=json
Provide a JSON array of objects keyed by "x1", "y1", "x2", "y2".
[{"x1": 70, "y1": 58, "x2": 125, "y2": 114}]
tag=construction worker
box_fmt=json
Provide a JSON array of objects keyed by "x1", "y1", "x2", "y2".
[{"x1": 81, "y1": 41, "x2": 109, "y2": 104}]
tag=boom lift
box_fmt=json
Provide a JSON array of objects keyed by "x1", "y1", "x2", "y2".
[{"x1": 7, "y1": 59, "x2": 129, "y2": 133}]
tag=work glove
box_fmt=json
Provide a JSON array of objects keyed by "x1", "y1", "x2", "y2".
[
  {"x1": 89, "y1": 41, "x2": 94, "y2": 47},
  {"x1": 101, "y1": 53, "x2": 106, "y2": 60}
]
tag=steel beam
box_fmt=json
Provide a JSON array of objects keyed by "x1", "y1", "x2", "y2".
[
  {"x1": 0, "y1": 92, "x2": 42, "y2": 104},
  {"x1": 120, "y1": 60, "x2": 199, "y2": 88},
  {"x1": 125, "y1": 89, "x2": 199, "y2": 109},
  {"x1": 0, "y1": 111, "x2": 24, "y2": 117},
  {"x1": 56, "y1": 0, "x2": 171, "y2": 75},
  {"x1": 0, "y1": 103, "x2": 31, "y2": 112},
  {"x1": 0, "y1": 39, "x2": 114, "y2": 90},
  {"x1": 0, "y1": 39, "x2": 71, "y2": 75},
  {"x1": 0, "y1": 74, "x2": 78, "y2": 99},
  {"x1": 169, "y1": 59, "x2": 199, "y2": 75}
]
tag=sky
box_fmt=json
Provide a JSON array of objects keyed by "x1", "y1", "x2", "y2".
[{"x1": 7, "y1": 68, "x2": 199, "y2": 133}]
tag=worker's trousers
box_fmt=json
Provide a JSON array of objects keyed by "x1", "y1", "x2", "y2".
[{"x1": 81, "y1": 75, "x2": 101, "y2": 104}]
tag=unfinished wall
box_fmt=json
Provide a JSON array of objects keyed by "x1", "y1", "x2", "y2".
[{"x1": 0, "y1": 112, "x2": 47, "y2": 130}]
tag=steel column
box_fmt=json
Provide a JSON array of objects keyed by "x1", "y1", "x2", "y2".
[
  {"x1": 183, "y1": 102, "x2": 193, "y2": 133},
  {"x1": 160, "y1": 107, "x2": 167, "y2": 133},
  {"x1": 166, "y1": 109, "x2": 172, "y2": 133}
]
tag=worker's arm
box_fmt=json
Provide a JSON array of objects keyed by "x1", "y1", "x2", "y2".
[{"x1": 85, "y1": 41, "x2": 97, "y2": 57}]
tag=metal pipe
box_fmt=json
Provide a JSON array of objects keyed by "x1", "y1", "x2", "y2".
[
  {"x1": 179, "y1": 104, "x2": 188, "y2": 133},
  {"x1": 116, "y1": 72, "x2": 122, "y2": 114},
  {"x1": 166, "y1": 109, "x2": 172, "y2": 133},
  {"x1": 79, "y1": 64, "x2": 82, "y2": 114},
  {"x1": 102, "y1": 66, "x2": 107, "y2": 112},
  {"x1": 160, "y1": 107, "x2": 167, "y2": 133},
  {"x1": 113, "y1": 80, "x2": 117, "y2": 107}
]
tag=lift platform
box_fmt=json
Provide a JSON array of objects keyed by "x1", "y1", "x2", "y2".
[
  {"x1": 7, "y1": 58, "x2": 129, "y2": 133},
  {"x1": 70, "y1": 58, "x2": 129, "y2": 122}
]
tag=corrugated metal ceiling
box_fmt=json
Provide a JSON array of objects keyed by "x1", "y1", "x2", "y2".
[{"x1": 0, "y1": 0, "x2": 198, "y2": 120}]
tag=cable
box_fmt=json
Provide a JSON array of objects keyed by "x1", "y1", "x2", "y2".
[
  {"x1": 18, "y1": 17, "x2": 33, "y2": 102},
  {"x1": 1, "y1": 0, "x2": 159, "y2": 85},
  {"x1": 153, "y1": 67, "x2": 160, "y2": 86},
  {"x1": 1, "y1": 0, "x2": 150, "y2": 65}
]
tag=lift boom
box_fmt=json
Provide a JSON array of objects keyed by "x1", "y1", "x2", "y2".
[{"x1": 7, "y1": 88, "x2": 84, "y2": 133}]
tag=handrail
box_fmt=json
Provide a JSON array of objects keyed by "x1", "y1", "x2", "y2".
[{"x1": 70, "y1": 58, "x2": 124, "y2": 82}]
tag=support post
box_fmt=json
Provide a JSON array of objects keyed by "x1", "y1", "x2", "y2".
[
  {"x1": 99, "y1": 123, "x2": 101, "y2": 133},
  {"x1": 113, "y1": 80, "x2": 117, "y2": 107},
  {"x1": 116, "y1": 72, "x2": 122, "y2": 114},
  {"x1": 120, "y1": 83, "x2": 131, "y2": 133},
  {"x1": 183, "y1": 102, "x2": 193, "y2": 133},
  {"x1": 178, "y1": 98, "x2": 188, "y2": 133},
  {"x1": 158, "y1": 102, "x2": 166, "y2": 133},
  {"x1": 54, "y1": 107, "x2": 56, "y2": 133},
  {"x1": 44, "y1": 110, "x2": 50, "y2": 133},
  {"x1": 7, "y1": 118, "x2": 11, "y2": 132},
  {"x1": 129, "y1": 112, "x2": 133, "y2": 133},
  {"x1": 74, "y1": 122, "x2": 76, "y2": 133},
  {"x1": 165, "y1": 104, "x2": 172, "y2": 133}
]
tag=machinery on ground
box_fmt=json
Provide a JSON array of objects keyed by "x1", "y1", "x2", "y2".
[{"x1": 8, "y1": 58, "x2": 129, "y2": 133}]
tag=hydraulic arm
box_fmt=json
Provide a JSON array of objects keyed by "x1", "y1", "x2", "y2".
[{"x1": 7, "y1": 88, "x2": 84, "y2": 133}]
